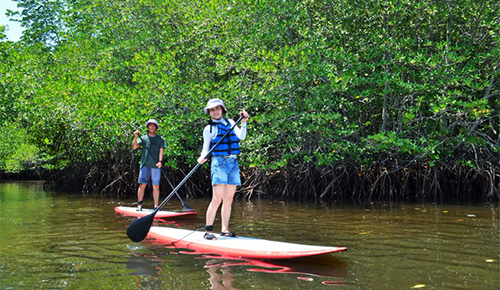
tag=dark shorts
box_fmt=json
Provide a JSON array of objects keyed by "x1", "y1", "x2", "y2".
[{"x1": 138, "y1": 167, "x2": 161, "y2": 185}]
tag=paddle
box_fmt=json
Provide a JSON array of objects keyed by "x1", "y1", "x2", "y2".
[
  {"x1": 137, "y1": 135, "x2": 195, "y2": 212},
  {"x1": 127, "y1": 115, "x2": 244, "y2": 242}
]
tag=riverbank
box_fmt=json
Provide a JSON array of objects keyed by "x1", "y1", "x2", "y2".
[{"x1": 5, "y1": 160, "x2": 499, "y2": 204}]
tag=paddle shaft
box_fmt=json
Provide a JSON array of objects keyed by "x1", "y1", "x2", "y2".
[{"x1": 152, "y1": 115, "x2": 244, "y2": 215}]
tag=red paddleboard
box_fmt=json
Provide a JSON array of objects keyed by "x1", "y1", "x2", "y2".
[
  {"x1": 147, "y1": 226, "x2": 347, "y2": 259},
  {"x1": 114, "y1": 206, "x2": 197, "y2": 219}
]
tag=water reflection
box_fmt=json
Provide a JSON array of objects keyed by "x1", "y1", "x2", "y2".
[
  {"x1": 199, "y1": 253, "x2": 347, "y2": 289},
  {"x1": 205, "y1": 258, "x2": 238, "y2": 290},
  {"x1": 126, "y1": 254, "x2": 163, "y2": 276},
  {"x1": 2, "y1": 182, "x2": 498, "y2": 289},
  {"x1": 126, "y1": 254, "x2": 163, "y2": 288},
  {"x1": 124, "y1": 247, "x2": 348, "y2": 289}
]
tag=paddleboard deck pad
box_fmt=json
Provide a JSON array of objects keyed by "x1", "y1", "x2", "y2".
[
  {"x1": 115, "y1": 206, "x2": 198, "y2": 219},
  {"x1": 148, "y1": 226, "x2": 347, "y2": 259}
]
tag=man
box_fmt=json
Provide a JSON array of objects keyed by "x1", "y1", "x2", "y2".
[{"x1": 132, "y1": 119, "x2": 166, "y2": 211}]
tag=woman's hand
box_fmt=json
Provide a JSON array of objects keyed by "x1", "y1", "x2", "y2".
[
  {"x1": 197, "y1": 156, "x2": 207, "y2": 164},
  {"x1": 239, "y1": 110, "x2": 249, "y2": 123}
]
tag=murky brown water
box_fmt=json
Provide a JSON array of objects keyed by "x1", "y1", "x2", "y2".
[{"x1": 0, "y1": 181, "x2": 499, "y2": 289}]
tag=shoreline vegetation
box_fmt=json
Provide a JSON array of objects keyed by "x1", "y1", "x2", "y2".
[
  {"x1": 2, "y1": 159, "x2": 498, "y2": 204},
  {"x1": 1, "y1": 0, "x2": 499, "y2": 203}
]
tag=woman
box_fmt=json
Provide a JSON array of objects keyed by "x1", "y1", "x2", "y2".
[{"x1": 197, "y1": 98, "x2": 249, "y2": 240}]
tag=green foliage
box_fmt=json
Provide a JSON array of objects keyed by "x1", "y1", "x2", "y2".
[
  {"x1": 0, "y1": 26, "x2": 6, "y2": 40},
  {"x1": 1, "y1": 0, "x2": 499, "y2": 177},
  {"x1": 0, "y1": 122, "x2": 39, "y2": 173}
]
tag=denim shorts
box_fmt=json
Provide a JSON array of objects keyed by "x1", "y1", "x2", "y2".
[
  {"x1": 138, "y1": 167, "x2": 161, "y2": 185},
  {"x1": 211, "y1": 156, "x2": 241, "y2": 186}
]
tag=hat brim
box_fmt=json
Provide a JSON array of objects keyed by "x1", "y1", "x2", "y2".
[
  {"x1": 146, "y1": 122, "x2": 159, "y2": 129},
  {"x1": 204, "y1": 105, "x2": 227, "y2": 114}
]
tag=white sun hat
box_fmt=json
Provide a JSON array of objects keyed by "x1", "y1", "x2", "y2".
[
  {"x1": 145, "y1": 119, "x2": 159, "y2": 129},
  {"x1": 203, "y1": 98, "x2": 227, "y2": 114}
]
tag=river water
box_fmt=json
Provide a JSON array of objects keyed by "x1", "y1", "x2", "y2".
[{"x1": 0, "y1": 181, "x2": 498, "y2": 289}]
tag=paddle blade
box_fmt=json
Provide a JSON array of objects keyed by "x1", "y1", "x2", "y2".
[
  {"x1": 181, "y1": 202, "x2": 196, "y2": 212},
  {"x1": 126, "y1": 213, "x2": 155, "y2": 242}
]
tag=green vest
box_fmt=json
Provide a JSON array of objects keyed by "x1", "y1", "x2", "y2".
[{"x1": 137, "y1": 134, "x2": 166, "y2": 168}]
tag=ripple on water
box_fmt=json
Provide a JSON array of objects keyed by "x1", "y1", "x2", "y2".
[{"x1": 1, "y1": 183, "x2": 499, "y2": 290}]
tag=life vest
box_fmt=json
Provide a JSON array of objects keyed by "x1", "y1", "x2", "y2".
[{"x1": 209, "y1": 119, "x2": 240, "y2": 156}]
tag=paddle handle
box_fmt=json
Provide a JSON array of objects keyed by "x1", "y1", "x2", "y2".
[{"x1": 154, "y1": 115, "x2": 244, "y2": 213}]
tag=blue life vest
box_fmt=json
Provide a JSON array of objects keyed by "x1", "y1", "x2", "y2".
[{"x1": 209, "y1": 119, "x2": 240, "y2": 156}]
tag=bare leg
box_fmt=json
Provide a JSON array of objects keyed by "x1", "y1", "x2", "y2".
[
  {"x1": 152, "y1": 185, "x2": 160, "y2": 208},
  {"x1": 206, "y1": 184, "x2": 225, "y2": 228},
  {"x1": 221, "y1": 185, "x2": 237, "y2": 233},
  {"x1": 137, "y1": 183, "x2": 147, "y2": 210}
]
